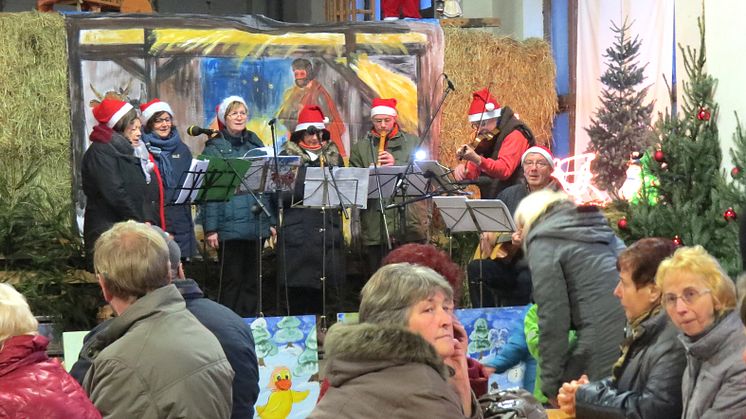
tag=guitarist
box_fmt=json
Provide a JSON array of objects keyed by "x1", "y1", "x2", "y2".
[
  {"x1": 454, "y1": 87, "x2": 534, "y2": 199},
  {"x1": 468, "y1": 146, "x2": 564, "y2": 307}
]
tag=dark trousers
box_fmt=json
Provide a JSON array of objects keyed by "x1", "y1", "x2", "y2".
[
  {"x1": 217, "y1": 239, "x2": 261, "y2": 317},
  {"x1": 468, "y1": 258, "x2": 532, "y2": 308}
]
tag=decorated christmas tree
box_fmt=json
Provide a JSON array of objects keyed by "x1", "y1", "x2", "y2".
[
  {"x1": 619, "y1": 13, "x2": 740, "y2": 274},
  {"x1": 586, "y1": 19, "x2": 655, "y2": 200}
]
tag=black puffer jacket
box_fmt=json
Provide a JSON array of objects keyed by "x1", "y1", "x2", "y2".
[{"x1": 575, "y1": 310, "x2": 686, "y2": 419}]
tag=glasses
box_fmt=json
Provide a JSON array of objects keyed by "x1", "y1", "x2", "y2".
[
  {"x1": 662, "y1": 288, "x2": 711, "y2": 308},
  {"x1": 226, "y1": 111, "x2": 247, "y2": 119},
  {"x1": 471, "y1": 120, "x2": 491, "y2": 130},
  {"x1": 523, "y1": 160, "x2": 550, "y2": 168},
  {"x1": 154, "y1": 117, "x2": 172, "y2": 124}
]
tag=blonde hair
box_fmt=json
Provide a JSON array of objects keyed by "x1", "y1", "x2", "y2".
[
  {"x1": 0, "y1": 283, "x2": 38, "y2": 344},
  {"x1": 360, "y1": 263, "x2": 454, "y2": 327},
  {"x1": 513, "y1": 189, "x2": 573, "y2": 240},
  {"x1": 656, "y1": 245, "x2": 737, "y2": 315},
  {"x1": 94, "y1": 221, "x2": 170, "y2": 300}
]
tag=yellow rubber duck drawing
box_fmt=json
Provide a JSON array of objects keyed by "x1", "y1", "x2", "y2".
[{"x1": 256, "y1": 366, "x2": 310, "y2": 419}]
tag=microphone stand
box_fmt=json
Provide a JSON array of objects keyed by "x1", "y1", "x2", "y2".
[
  {"x1": 368, "y1": 137, "x2": 393, "y2": 250},
  {"x1": 268, "y1": 119, "x2": 288, "y2": 316}
]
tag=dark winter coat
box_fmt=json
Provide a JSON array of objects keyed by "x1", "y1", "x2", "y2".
[
  {"x1": 309, "y1": 322, "x2": 482, "y2": 419},
  {"x1": 524, "y1": 202, "x2": 626, "y2": 398},
  {"x1": 81, "y1": 285, "x2": 234, "y2": 418},
  {"x1": 145, "y1": 130, "x2": 198, "y2": 257},
  {"x1": 678, "y1": 309, "x2": 746, "y2": 418},
  {"x1": 280, "y1": 140, "x2": 345, "y2": 289},
  {"x1": 200, "y1": 129, "x2": 274, "y2": 240},
  {"x1": 349, "y1": 127, "x2": 428, "y2": 246},
  {"x1": 575, "y1": 310, "x2": 686, "y2": 419},
  {"x1": 0, "y1": 335, "x2": 101, "y2": 419},
  {"x1": 82, "y1": 125, "x2": 147, "y2": 256}
]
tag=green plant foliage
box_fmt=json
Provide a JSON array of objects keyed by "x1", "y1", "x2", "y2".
[
  {"x1": 586, "y1": 19, "x2": 655, "y2": 200},
  {"x1": 620, "y1": 13, "x2": 740, "y2": 275}
]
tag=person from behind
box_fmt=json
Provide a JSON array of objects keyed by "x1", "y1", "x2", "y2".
[
  {"x1": 82, "y1": 221, "x2": 234, "y2": 418},
  {"x1": 310, "y1": 263, "x2": 483, "y2": 418},
  {"x1": 513, "y1": 189, "x2": 626, "y2": 404},
  {"x1": 655, "y1": 245, "x2": 746, "y2": 418},
  {"x1": 0, "y1": 283, "x2": 100, "y2": 419},
  {"x1": 558, "y1": 237, "x2": 685, "y2": 418}
]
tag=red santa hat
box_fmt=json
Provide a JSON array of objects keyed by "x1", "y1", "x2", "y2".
[
  {"x1": 295, "y1": 105, "x2": 329, "y2": 132},
  {"x1": 370, "y1": 98, "x2": 398, "y2": 117},
  {"x1": 521, "y1": 145, "x2": 555, "y2": 168},
  {"x1": 468, "y1": 88, "x2": 501, "y2": 122},
  {"x1": 92, "y1": 98, "x2": 134, "y2": 128},
  {"x1": 216, "y1": 95, "x2": 248, "y2": 125},
  {"x1": 139, "y1": 98, "x2": 174, "y2": 122}
]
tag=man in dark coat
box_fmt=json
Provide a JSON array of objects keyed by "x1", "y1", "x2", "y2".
[{"x1": 468, "y1": 146, "x2": 563, "y2": 307}]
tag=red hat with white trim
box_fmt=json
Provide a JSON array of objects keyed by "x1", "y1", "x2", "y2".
[
  {"x1": 216, "y1": 95, "x2": 248, "y2": 125},
  {"x1": 521, "y1": 145, "x2": 554, "y2": 168},
  {"x1": 295, "y1": 105, "x2": 329, "y2": 132},
  {"x1": 140, "y1": 98, "x2": 174, "y2": 122},
  {"x1": 468, "y1": 88, "x2": 501, "y2": 123},
  {"x1": 93, "y1": 98, "x2": 134, "y2": 128},
  {"x1": 370, "y1": 98, "x2": 398, "y2": 117}
]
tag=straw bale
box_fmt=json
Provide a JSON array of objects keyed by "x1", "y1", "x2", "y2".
[
  {"x1": 0, "y1": 12, "x2": 70, "y2": 203},
  {"x1": 440, "y1": 27, "x2": 557, "y2": 173}
]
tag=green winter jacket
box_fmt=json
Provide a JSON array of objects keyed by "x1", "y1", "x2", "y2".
[{"x1": 349, "y1": 128, "x2": 428, "y2": 246}]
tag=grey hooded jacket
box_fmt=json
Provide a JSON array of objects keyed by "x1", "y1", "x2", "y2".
[{"x1": 524, "y1": 202, "x2": 626, "y2": 398}]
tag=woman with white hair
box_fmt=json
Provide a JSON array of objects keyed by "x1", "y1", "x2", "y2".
[
  {"x1": 513, "y1": 190, "x2": 626, "y2": 404},
  {"x1": 310, "y1": 263, "x2": 483, "y2": 418},
  {"x1": 0, "y1": 283, "x2": 101, "y2": 418}
]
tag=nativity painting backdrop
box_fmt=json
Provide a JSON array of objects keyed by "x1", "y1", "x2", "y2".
[{"x1": 65, "y1": 14, "x2": 445, "y2": 233}]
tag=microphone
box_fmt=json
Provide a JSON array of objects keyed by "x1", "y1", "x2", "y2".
[
  {"x1": 186, "y1": 125, "x2": 217, "y2": 137},
  {"x1": 444, "y1": 73, "x2": 456, "y2": 91},
  {"x1": 268, "y1": 118, "x2": 277, "y2": 126}
]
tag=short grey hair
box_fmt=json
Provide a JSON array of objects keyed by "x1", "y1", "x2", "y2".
[{"x1": 359, "y1": 263, "x2": 454, "y2": 327}]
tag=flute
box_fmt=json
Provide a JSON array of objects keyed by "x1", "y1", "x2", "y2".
[{"x1": 377, "y1": 131, "x2": 387, "y2": 164}]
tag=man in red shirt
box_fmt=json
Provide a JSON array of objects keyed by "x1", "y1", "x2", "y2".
[{"x1": 454, "y1": 88, "x2": 535, "y2": 199}]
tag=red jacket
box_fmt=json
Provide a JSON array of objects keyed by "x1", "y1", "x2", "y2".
[{"x1": 0, "y1": 335, "x2": 100, "y2": 419}]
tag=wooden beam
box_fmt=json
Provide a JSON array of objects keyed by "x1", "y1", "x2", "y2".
[{"x1": 439, "y1": 17, "x2": 501, "y2": 28}]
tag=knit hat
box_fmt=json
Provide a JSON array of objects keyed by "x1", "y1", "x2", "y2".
[
  {"x1": 216, "y1": 95, "x2": 248, "y2": 125},
  {"x1": 150, "y1": 225, "x2": 181, "y2": 272},
  {"x1": 521, "y1": 145, "x2": 554, "y2": 168},
  {"x1": 467, "y1": 88, "x2": 501, "y2": 122},
  {"x1": 140, "y1": 98, "x2": 174, "y2": 122},
  {"x1": 370, "y1": 98, "x2": 398, "y2": 117},
  {"x1": 295, "y1": 105, "x2": 329, "y2": 132},
  {"x1": 93, "y1": 98, "x2": 134, "y2": 128}
]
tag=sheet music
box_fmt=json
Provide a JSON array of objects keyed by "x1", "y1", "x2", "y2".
[
  {"x1": 366, "y1": 165, "x2": 429, "y2": 198},
  {"x1": 174, "y1": 159, "x2": 210, "y2": 204},
  {"x1": 237, "y1": 155, "x2": 301, "y2": 193},
  {"x1": 415, "y1": 160, "x2": 460, "y2": 193},
  {"x1": 303, "y1": 167, "x2": 369, "y2": 209},
  {"x1": 466, "y1": 199, "x2": 517, "y2": 233},
  {"x1": 432, "y1": 196, "x2": 477, "y2": 232}
]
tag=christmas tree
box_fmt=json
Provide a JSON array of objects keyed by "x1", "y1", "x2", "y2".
[
  {"x1": 620, "y1": 12, "x2": 740, "y2": 274},
  {"x1": 294, "y1": 325, "x2": 318, "y2": 377},
  {"x1": 251, "y1": 318, "x2": 278, "y2": 367},
  {"x1": 586, "y1": 18, "x2": 655, "y2": 200},
  {"x1": 273, "y1": 316, "x2": 305, "y2": 348},
  {"x1": 467, "y1": 318, "x2": 491, "y2": 359}
]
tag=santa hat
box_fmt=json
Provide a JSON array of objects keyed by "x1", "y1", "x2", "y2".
[
  {"x1": 521, "y1": 145, "x2": 554, "y2": 168},
  {"x1": 139, "y1": 98, "x2": 174, "y2": 122},
  {"x1": 93, "y1": 98, "x2": 134, "y2": 128},
  {"x1": 370, "y1": 98, "x2": 398, "y2": 117},
  {"x1": 468, "y1": 88, "x2": 501, "y2": 122},
  {"x1": 216, "y1": 95, "x2": 248, "y2": 125},
  {"x1": 295, "y1": 105, "x2": 329, "y2": 132}
]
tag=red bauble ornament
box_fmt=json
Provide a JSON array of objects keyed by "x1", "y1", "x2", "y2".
[
  {"x1": 697, "y1": 107, "x2": 711, "y2": 121},
  {"x1": 653, "y1": 150, "x2": 665, "y2": 162},
  {"x1": 672, "y1": 235, "x2": 683, "y2": 246},
  {"x1": 724, "y1": 207, "x2": 737, "y2": 221},
  {"x1": 617, "y1": 217, "x2": 628, "y2": 230},
  {"x1": 732, "y1": 166, "x2": 741, "y2": 178}
]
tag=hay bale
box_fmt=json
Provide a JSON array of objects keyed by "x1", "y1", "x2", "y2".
[
  {"x1": 440, "y1": 28, "x2": 557, "y2": 172},
  {"x1": 0, "y1": 12, "x2": 70, "y2": 204}
]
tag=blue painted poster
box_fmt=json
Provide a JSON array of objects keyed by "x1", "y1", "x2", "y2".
[{"x1": 245, "y1": 315, "x2": 319, "y2": 419}]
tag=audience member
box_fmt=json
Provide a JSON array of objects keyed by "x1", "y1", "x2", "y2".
[
  {"x1": 559, "y1": 238, "x2": 685, "y2": 418},
  {"x1": 0, "y1": 283, "x2": 100, "y2": 418},
  {"x1": 514, "y1": 190, "x2": 626, "y2": 404},
  {"x1": 656, "y1": 245, "x2": 746, "y2": 418},
  {"x1": 310, "y1": 263, "x2": 483, "y2": 418},
  {"x1": 81, "y1": 221, "x2": 234, "y2": 418}
]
